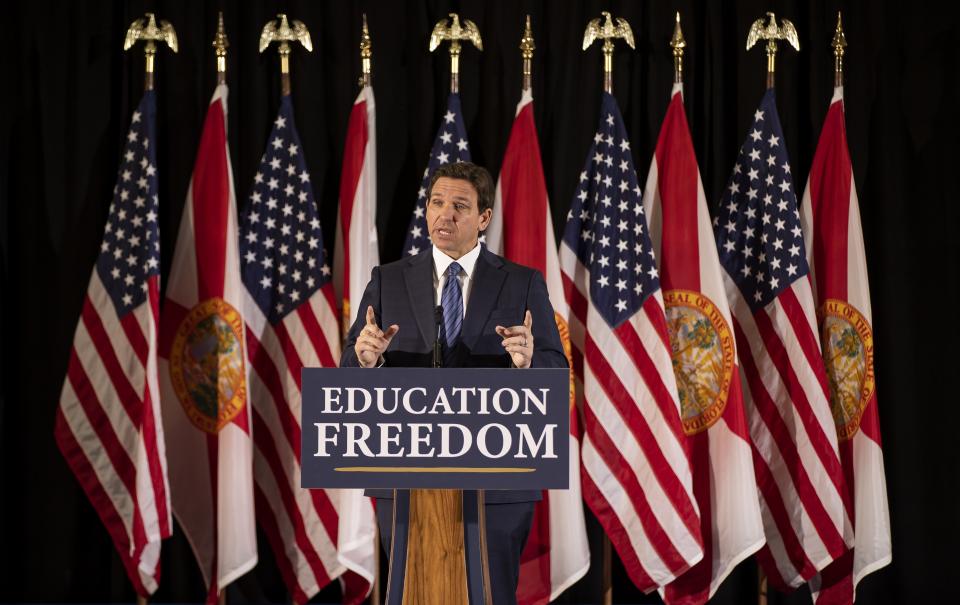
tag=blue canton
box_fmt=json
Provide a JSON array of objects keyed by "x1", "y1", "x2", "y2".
[
  {"x1": 95, "y1": 92, "x2": 161, "y2": 316},
  {"x1": 714, "y1": 90, "x2": 810, "y2": 311},
  {"x1": 240, "y1": 95, "x2": 331, "y2": 324},
  {"x1": 403, "y1": 93, "x2": 471, "y2": 257},
  {"x1": 561, "y1": 92, "x2": 660, "y2": 328}
]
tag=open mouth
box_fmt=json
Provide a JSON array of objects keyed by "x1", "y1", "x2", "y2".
[{"x1": 433, "y1": 226, "x2": 454, "y2": 238}]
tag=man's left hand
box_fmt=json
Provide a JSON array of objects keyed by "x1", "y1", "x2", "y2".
[{"x1": 496, "y1": 310, "x2": 534, "y2": 369}]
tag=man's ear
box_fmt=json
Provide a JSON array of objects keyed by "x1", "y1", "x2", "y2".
[{"x1": 478, "y1": 207, "x2": 493, "y2": 232}]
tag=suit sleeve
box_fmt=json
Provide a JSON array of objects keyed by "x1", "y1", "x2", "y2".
[
  {"x1": 339, "y1": 266, "x2": 382, "y2": 368},
  {"x1": 526, "y1": 270, "x2": 568, "y2": 369}
]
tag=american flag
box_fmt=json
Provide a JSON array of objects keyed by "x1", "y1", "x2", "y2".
[
  {"x1": 714, "y1": 89, "x2": 852, "y2": 589},
  {"x1": 402, "y1": 93, "x2": 470, "y2": 257},
  {"x1": 559, "y1": 92, "x2": 704, "y2": 592},
  {"x1": 54, "y1": 91, "x2": 171, "y2": 596},
  {"x1": 240, "y1": 96, "x2": 372, "y2": 604}
]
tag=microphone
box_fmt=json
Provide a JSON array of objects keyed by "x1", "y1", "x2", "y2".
[{"x1": 433, "y1": 305, "x2": 443, "y2": 368}]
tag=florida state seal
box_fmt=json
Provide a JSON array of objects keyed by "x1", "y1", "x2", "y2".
[
  {"x1": 170, "y1": 298, "x2": 247, "y2": 434},
  {"x1": 664, "y1": 290, "x2": 736, "y2": 435},
  {"x1": 820, "y1": 299, "x2": 875, "y2": 441}
]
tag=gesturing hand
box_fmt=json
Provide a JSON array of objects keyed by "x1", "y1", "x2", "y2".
[
  {"x1": 355, "y1": 305, "x2": 399, "y2": 368},
  {"x1": 495, "y1": 310, "x2": 534, "y2": 369}
]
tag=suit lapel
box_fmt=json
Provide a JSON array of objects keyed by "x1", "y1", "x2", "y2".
[
  {"x1": 403, "y1": 252, "x2": 436, "y2": 350},
  {"x1": 461, "y1": 248, "x2": 506, "y2": 351}
]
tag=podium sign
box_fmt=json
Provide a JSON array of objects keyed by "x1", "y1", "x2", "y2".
[{"x1": 301, "y1": 367, "x2": 569, "y2": 490}]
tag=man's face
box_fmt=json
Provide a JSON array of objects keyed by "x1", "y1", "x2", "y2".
[{"x1": 426, "y1": 176, "x2": 492, "y2": 259}]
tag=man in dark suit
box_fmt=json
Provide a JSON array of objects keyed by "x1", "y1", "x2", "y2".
[{"x1": 340, "y1": 162, "x2": 567, "y2": 604}]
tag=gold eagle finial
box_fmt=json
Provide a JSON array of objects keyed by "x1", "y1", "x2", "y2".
[
  {"x1": 259, "y1": 13, "x2": 313, "y2": 54},
  {"x1": 746, "y1": 12, "x2": 799, "y2": 51},
  {"x1": 429, "y1": 13, "x2": 483, "y2": 52},
  {"x1": 124, "y1": 12, "x2": 178, "y2": 53},
  {"x1": 582, "y1": 11, "x2": 635, "y2": 51}
]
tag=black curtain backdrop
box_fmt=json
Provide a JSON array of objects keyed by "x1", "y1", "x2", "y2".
[{"x1": 2, "y1": 0, "x2": 958, "y2": 603}]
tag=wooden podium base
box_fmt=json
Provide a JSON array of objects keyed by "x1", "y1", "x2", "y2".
[
  {"x1": 386, "y1": 489, "x2": 491, "y2": 605},
  {"x1": 403, "y1": 490, "x2": 468, "y2": 603}
]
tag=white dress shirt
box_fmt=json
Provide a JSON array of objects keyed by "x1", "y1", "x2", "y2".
[{"x1": 432, "y1": 242, "x2": 482, "y2": 318}]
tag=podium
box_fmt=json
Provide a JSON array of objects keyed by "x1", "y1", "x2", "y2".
[{"x1": 301, "y1": 367, "x2": 569, "y2": 604}]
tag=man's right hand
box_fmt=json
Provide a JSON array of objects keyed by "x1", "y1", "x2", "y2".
[{"x1": 355, "y1": 305, "x2": 399, "y2": 368}]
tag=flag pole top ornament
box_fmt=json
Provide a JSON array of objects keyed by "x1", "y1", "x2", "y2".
[
  {"x1": 212, "y1": 11, "x2": 228, "y2": 84},
  {"x1": 123, "y1": 13, "x2": 178, "y2": 92},
  {"x1": 259, "y1": 14, "x2": 313, "y2": 96},
  {"x1": 746, "y1": 12, "x2": 799, "y2": 90},
  {"x1": 359, "y1": 13, "x2": 373, "y2": 87},
  {"x1": 429, "y1": 13, "x2": 483, "y2": 94},
  {"x1": 520, "y1": 15, "x2": 535, "y2": 91},
  {"x1": 582, "y1": 11, "x2": 635, "y2": 95},
  {"x1": 832, "y1": 11, "x2": 847, "y2": 87},
  {"x1": 670, "y1": 11, "x2": 686, "y2": 85}
]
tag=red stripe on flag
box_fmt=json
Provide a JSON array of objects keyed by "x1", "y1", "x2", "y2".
[
  {"x1": 254, "y1": 485, "x2": 317, "y2": 604},
  {"x1": 615, "y1": 306, "x2": 686, "y2": 443},
  {"x1": 500, "y1": 102, "x2": 548, "y2": 272},
  {"x1": 341, "y1": 570, "x2": 372, "y2": 605},
  {"x1": 582, "y1": 400, "x2": 691, "y2": 574},
  {"x1": 246, "y1": 329, "x2": 302, "y2": 456},
  {"x1": 733, "y1": 319, "x2": 847, "y2": 560},
  {"x1": 753, "y1": 302, "x2": 850, "y2": 520},
  {"x1": 752, "y1": 446, "x2": 818, "y2": 582},
  {"x1": 119, "y1": 312, "x2": 149, "y2": 366},
  {"x1": 663, "y1": 433, "x2": 713, "y2": 605},
  {"x1": 583, "y1": 330, "x2": 701, "y2": 541},
  {"x1": 252, "y1": 407, "x2": 331, "y2": 586},
  {"x1": 66, "y1": 350, "x2": 138, "y2": 493},
  {"x1": 296, "y1": 301, "x2": 337, "y2": 368},
  {"x1": 81, "y1": 298, "x2": 142, "y2": 426},
  {"x1": 654, "y1": 93, "x2": 701, "y2": 290},
  {"x1": 808, "y1": 100, "x2": 852, "y2": 302},
  {"x1": 158, "y1": 298, "x2": 190, "y2": 359},
  {"x1": 54, "y1": 407, "x2": 154, "y2": 595},
  {"x1": 337, "y1": 99, "x2": 369, "y2": 305},
  {"x1": 191, "y1": 97, "x2": 229, "y2": 301},
  {"x1": 516, "y1": 494, "x2": 551, "y2": 605},
  {"x1": 272, "y1": 320, "x2": 305, "y2": 390},
  {"x1": 580, "y1": 459, "x2": 657, "y2": 592},
  {"x1": 139, "y1": 380, "x2": 170, "y2": 537}
]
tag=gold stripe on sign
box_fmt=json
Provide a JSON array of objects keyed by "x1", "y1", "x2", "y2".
[{"x1": 334, "y1": 466, "x2": 535, "y2": 473}]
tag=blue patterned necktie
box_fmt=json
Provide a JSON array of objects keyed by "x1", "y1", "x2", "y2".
[{"x1": 441, "y1": 262, "x2": 464, "y2": 364}]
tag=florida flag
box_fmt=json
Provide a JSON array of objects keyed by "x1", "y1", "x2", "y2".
[
  {"x1": 486, "y1": 88, "x2": 591, "y2": 604},
  {"x1": 643, "y1": 85, "x2": 765, "y2": 605},
  {"x1": 334, "y1": 84, "x2": 379, "y2": 333},
  {"x1": 159, "y1": 83, "x2": 258, "y2": 601},
  {"x1": 800, "y1": 86, "x2": 892, "y2": 603}
]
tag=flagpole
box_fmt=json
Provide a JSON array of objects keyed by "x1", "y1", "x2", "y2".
[
  {"x1": 359, "y1": 14, "x2": 372, "y2": 88},
  {"x1": 213, "y1": 12, "x2": 228, "y2": 86},
  {"x1": 582, "y1": 11, "x2": 635, "y2": 95},
  {"x1": 833, "y1": 11, "x2": 847, "y2": 88},
  {"x1": 122, "y1": 14, "x2": 176, "y2": 602},
  {"x1": 429, "y1": 13, "x2": 483, "y2": 95},
  {"x1": 356, "y1": 17, "x2": 380, "y2": 602},
  {"x1": 671, "y1": 12, "x2": 686, "y2": 85},
  {"x1": 259, "y1": 14, "x2": 313, "y2": 97},
  {"x1": 520, "y1": 15, "x2": 534, "y2": 92},
  {"x1": 745, "y1": 12, "x2": 799, "y2": 90},
  {"x1": 123, "y1": 12, "x2": 178, "y2": 93}
]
